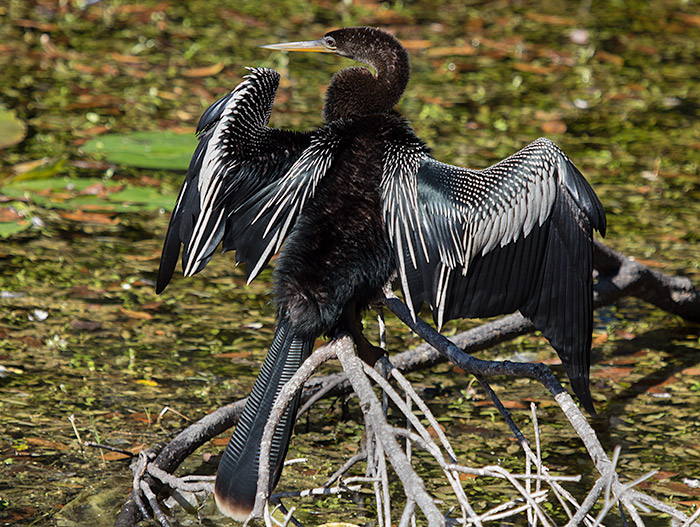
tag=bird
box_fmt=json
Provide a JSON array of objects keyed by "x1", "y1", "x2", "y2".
[{"x1": 156, "y1": 27, "x2": 606, "y2": 521}]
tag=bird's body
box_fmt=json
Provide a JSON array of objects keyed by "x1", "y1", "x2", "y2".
[
  {"x1": 157, "y1": 27, "x2": 605, "y2": 521},
  {"x1": 274, "y1": 114, "x2": 401, "y2": 339}
]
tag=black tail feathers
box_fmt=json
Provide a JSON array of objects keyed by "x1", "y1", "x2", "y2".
[{"x1": 214, "y1": 321, "x2": 311, "y2": 520}]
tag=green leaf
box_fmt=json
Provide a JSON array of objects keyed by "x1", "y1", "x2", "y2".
[
  {"x1": 0, "y1": 177, "x2": 175, "y2": 213},
  {"x1": 2, "y1": 177, "x2": 112, "y2": 196},
  {"x1": 0, "y1": 105, "x2": 27, "y2": 150},
  {"x1": 82, "y1": 131, "x2": 196, "y2": 170},
  {"x1": 0, "y1": 221, "x2": 31, "y2": 238},
  {"x1": 11, "y1": 159, "x2": 67, "y2": 182},
  {"x1": 109, "y1": 186, "x2": 175, "y2": 210}
]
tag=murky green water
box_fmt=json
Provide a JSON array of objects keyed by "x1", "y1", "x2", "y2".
[{"x1": 1, "y1": 0, "x2": 699, "y2": 525}]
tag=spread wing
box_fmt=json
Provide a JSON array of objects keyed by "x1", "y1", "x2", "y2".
[
  {"x1": 157, "y1": 68, "x2": 317, "y2": 293},
  {"x1": 220, "y1": 123, "x2": 343, "y2": 282},
  {"x1": 382, "y1": 137, "x2": 606, "y2": 411}
]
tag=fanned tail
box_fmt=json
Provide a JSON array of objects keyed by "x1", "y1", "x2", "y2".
[{"x1": 214, "y1": 320, "x2": 312, "y2": 521}]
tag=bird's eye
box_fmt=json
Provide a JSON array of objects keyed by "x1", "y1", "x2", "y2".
[{"x1": 324, "y1": 36, "x2": 337, "y2": 49}]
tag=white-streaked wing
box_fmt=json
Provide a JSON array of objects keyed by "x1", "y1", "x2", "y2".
[
  {"x1": 219, "y1": 125, "x2": 343, "y2": 284},
  {"x1": 382, "y1": 137, "x2": 605, "y2": 411},
  {"x1": 157, "y1": 68, "x2": 313, "y2": 293}
]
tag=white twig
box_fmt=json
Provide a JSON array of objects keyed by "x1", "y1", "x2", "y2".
[
  {"x1": 68, "y1": 414, "x2": 83, "y2": 447},
  {"x1": 478, "y1": 490, "x2": 548, "y2": 522},
  {"x1": 252, "y1": 343, "x2": 339, "y2": 518},
  {"x1": 628, "y1": 491, "x2": 700, "y2": 526},
  {"x1": 147, "y1": 463, "x2": 214, "y2": 493},
  {"x1": 364, "y1": 360, "x2": 479, "y2": 524},
  {"x1": 271, "y1": 484, "x2": 362, "y2": 500},
  {"x1": 335, "y1": 336, "x2": 446, "y2": 526},
  {"x1": 184, "y1": 290, "x2": 700, "y2": 526},
  {"x1": 323, "y1": 451, "x2": 367, "y2": 487}
]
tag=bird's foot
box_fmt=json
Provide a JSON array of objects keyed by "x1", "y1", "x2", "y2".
[{"x1": 356, "y1": 337, "x2": 385, "y2": 366}]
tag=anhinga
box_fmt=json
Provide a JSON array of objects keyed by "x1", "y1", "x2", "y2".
[{"x1": 156, "y1": 27, "x2": 606, "y2": 520}]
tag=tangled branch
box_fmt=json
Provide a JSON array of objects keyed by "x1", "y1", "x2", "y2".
[{"x1": 114, "y1": 242, "x2": 700, "y2": 527}]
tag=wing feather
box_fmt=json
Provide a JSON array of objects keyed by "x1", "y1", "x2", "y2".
[
  {"x1": 383, "y1": 137, "x2": 606, "y2": 411},
  {"x1": 156, "y1": 68, "x2": 317, "y2": 293},
  {"x1": 220, "y1": 124, "x2": 344, "y2": 283}
]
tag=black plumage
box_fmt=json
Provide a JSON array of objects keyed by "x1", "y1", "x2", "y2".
[{"x1": 156, "y1": 26, "x2": 606, "y2": 521}]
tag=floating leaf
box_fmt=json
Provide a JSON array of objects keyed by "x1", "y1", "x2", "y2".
[
  {"x1": 514, "y1": 62, "x2": 557, "y2": 75},
  {"x1": 0, "y1": 202, "x2": 35, "y2": 238},
  {"x1": 184, "y1": 62, "x2": 225, "y2": 77},
  {"x1": 11, "y1": 158, "x2": 67, "y2": 181},
  {"x1": 541, "y1": 120, "x2": 567, "y2": 134},
  {"x1": 2, "y1": 177, "x2": 95, "y2": 194},
  {"x1": 1, "y1": 177, "x2": 175, "y2": 216},
  {"x1": 595, "y1": 50, "x2": 624, "y2": 67},
  {"x1": 25, "y1": 437, "x2": 69, "y2": 451},
  {"x1": 0, "y1": 206, "x2": 22, "y2": 222},
  {"x1": 111, "y1": 52, "x2": 147, "y2": 63},
  {"x1": 102, "y1": 451, "x2": 131, "y2": 461},
  {"x1": 213, "y1": 351, "x2": 252, "y2": 359},
  {"x1": 400, "y1": 39, "x2": 433, "y2": 50},
  {"x1": 58, "y1": 210, "x2": 120, "y2": 225},
  {"x1": 82, "y1": 131, "x2": 196, "y2": 170},
  {"x1": 598, "y1": 366, "x2": 634, "y2": 381},
  {"x1": 109, "y1": 186, "x2": 174, "y2": 210},
  {"x1": 0, "y1": 220, "x2": 31, "y2": 238},
  {"x1": 677, "y1": 12, "x2": 700, "y2": 28},
  {"x1": 119, "y1": 306, "x2": 154, "y2": 320},
  {"x1": 71, "y1": 320, "x2": 103, "y2": 331},
  {"x1": 525, "y1": 12, "x2": 577, "y2": 25},
  {"x1": 0, "y1": 104, "x2": 27, "y2": 150},
  {"x1": 426, "y1": 45, "x2": 477, "y2": 57}
]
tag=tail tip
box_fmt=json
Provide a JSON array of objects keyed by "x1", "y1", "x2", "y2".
[
  {"x1": 154, "y1": 278, "x2": 167, "y2": 295},
  {"x1": 571, "y1": 379, "x2": 596, "y2": 416},
  {"x1": 580, "y1": 395, "x2": 596, "y2": 416},
  {"x1": 214, "y1": 488, "x2": 254, "y2": 522}
]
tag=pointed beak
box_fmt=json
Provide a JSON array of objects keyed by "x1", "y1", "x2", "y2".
[{"x1": 261, "y1": 39, "x2": 334, "y2": 53}]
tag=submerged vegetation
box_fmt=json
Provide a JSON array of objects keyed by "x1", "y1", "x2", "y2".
[{"x1": 0, "y1": 0, "x2": 698, "y2": 525}]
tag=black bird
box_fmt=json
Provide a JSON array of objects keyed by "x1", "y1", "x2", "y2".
[{"x1": 156, "y1": 27, "x2": 606, "y2": 520}]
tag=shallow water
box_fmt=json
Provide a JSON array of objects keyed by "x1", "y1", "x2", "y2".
[{"x1": 1, "y1": 0, "x2": 699, "y2": 525}]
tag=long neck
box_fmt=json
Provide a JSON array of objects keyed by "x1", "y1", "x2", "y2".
[{"x1": 323, "y1": 39, "x2": 409, "y2": 122}]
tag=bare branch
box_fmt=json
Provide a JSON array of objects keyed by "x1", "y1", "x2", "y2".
[
  {"x1": 593, "y1": 241, "x2": 700, "y2": 322},
  {"x1": 323, "y1": 451, "x2": 368, "y2": 488},
  {"x1": 252, "y1": 343, "x2": 339, "y2": 519},
  {"x1": 335, "y1": 336, "x2": 446, "y2": 526},
  {"x1": 115, "y1": 242, "x2": 700, "y2": 526}
]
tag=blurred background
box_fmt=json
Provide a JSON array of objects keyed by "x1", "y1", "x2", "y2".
[{"x1": 1, "y1": 0, "x2": 699, "y2": 525}]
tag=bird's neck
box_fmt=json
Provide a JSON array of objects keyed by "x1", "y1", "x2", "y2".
[{"x1": 323, "y1": 45, "x2": 409, "y2": 122}]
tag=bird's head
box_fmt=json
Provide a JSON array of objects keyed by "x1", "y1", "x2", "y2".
[
  {"x1": 262, "y1": 27, "x2": 403, "y2": 70},
  {"x1": 262, "y1": 27, "x2": 410, "y2": 121}
]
